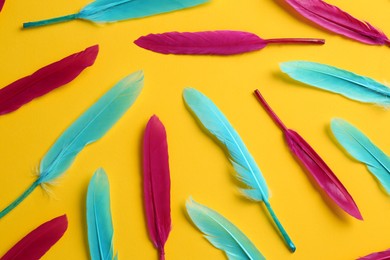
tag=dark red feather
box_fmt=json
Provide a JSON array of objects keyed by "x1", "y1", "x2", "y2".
[
  {"x1": 143, "y1": 115, "x2": 171, "y2": 260},
  {"x1": 0, "y1": 215, "x2": 68, "y2": 260},
  {"x1": 0, "y1": 0, "x2": 5, "y2": 12},
  {"x1": 0, "y1": 45, "x2": 98, "y2": 115},
  {"x1": 358, "y1": 248, "x2": 390, "y2": 260}
]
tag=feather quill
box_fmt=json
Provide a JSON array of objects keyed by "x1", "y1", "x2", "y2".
[
  {"x1": 0, "y1": 71, "x2": 144, "y2": 219},
  {"x1": 282, "y1": 0, "x2": 390, "y2": 45},
  {"x1": 143, "y1": 115, "x2": 171, "y2": 260},
  {"x1": 183, "y1": 88, "x2": 296, "y2": 252},
  {"x1": 0, "y1": 45, "x2": 98, "y2": 115},
  {"x1": 23, "y1": 0, "x2": 209, "y2": 28},
  {"x1": 87, "y1": 168, "x2": 117, "y2": 260},
  {"x1": 186, "y1": 198, "x2": 265, "y2": 260},
  {"x1": 331, "y1": 118, "x2": 390, "y2": 194},
  {"x1": 135, "y1": 30, "x2": 324, "y2": 55},
  {"x1": 254, "y1": 90, "x2": 362, "y2": 220},
  {"x1": 0, "y1": 215, "x2": 68, "y2": 260},
  {"x1": 358, "y1": 248, "x2": 390, "y2": 260},
  {"x1": 280, "y1": 61, "x2": 390, "y2": 107}
]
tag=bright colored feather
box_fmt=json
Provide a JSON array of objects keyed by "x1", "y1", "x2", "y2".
[
  {"x1": 331, "y1": 118, "x2": 390, "y2": 194},
  {"x1": 0, "y1": 215, "x2": 68, "y2": 260},
  {"x1": 254, "y1": 90, "x2": 362, "y2": 220},
  {"x1": 282, "y1": 0, "x2": 390, "y2": 45},
  {"x1": 134, "y1": 30, "x2": 324, "y2": 55},
  {"x1": 143, "y1": 115, "x2": 171, "y2": 260},
  {"x1": 0, "y1": 45, "x2": 98, "y2": 115},
  {"x1": 186, "y1": 198, "x2": 265, "y2": 260},
  {"x1": 183, "y1": 88, "x2": 295, "y2": 252},
  {"x1": 358, "y1": 248, "x2": 390, "y2": 260},
  {"x1": 87, "y1": 168, "x2": 117, "y2": 260},
  {"x1": 0, "y1": 71, "x2": 144, "y2": 219},
  {"x1": 23, "y1": 0, "x2": 209, "y2": 28},
  {"x1": 280, "y1": 61, "x2": 390, "y2": 107},
  {"x1": 0, "y1": 0, "x2": 4, "y2": 12}
]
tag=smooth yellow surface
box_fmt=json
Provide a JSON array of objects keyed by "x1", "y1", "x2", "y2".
[{"x1": 0, "y1": 1, "x2": 389, "y2": 259}]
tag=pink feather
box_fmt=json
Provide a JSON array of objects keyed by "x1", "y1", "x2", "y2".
[
  {"x1": 1, "y1": 215, "x2": 68, "y2": 260},
  {"x1": 0, "y1": 45, "x2": 98, "y2": 115},
  {"x1": 254, "y1": 90, "x2": 362, "y2": 220},
  {"x1": 143, "y1": 115, "x2": 171, "y2": 260},
  {"x1": 0, "y1": 0, "x2": 4, "y2": 12},
  {"x1": 134, "y1": 30, "x2": 324, "y2": 55},
  {"x1": 358, "y1": 249, "x2": 390, "y2": 260},
  {"x1": 282, "y1": 0, "x2": 390, "y2": 45}
]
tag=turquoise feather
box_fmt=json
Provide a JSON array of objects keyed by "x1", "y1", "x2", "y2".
[
  {"x1": 183, "y1": 88, "x2": 295, "y2": 252},
  {"x1": 186, "y1": 198, "x2": 265, "y2": 260},
  {"x1": 0, "y1": 71, "x2": 144, "y2": 219},
  {"x1": 331, "y1": 118, "x2": 390, "y2": 193},
  {"x1": 87, "y1": 168, "x2": 116, "y2": 260},
  {"x1": 280, "y1": 61, "x2": 390, "y2": 107}
]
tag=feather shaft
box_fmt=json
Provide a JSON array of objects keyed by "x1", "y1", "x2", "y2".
[
  {"x1": 358, "y1": 248, "x2": 390, "y2": 260},
  {"x1": 23, "y1": 14, "x2": 78, "y2": 28},
  {"x1": 263, "y1": 38, "x2": 325, "y2": 45},
  {"x1": 254, "y1": 89, "x2": 362, "y2": 220}
]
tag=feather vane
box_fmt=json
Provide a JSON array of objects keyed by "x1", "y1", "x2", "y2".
[
  {"x1": 254, "y1": 90, "x2": 362, "y2": 220},
  {"x1": 358, "y1": 248, "x2": 390, "y2": 260},
  {"x1": 186, "y1": 198, "x2": 265, "y2": 260},
  {"x1": 0, "y1": 0, "x2": 4, "y2": 12}
]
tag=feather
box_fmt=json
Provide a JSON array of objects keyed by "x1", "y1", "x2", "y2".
[
  {"x1": 282, "y1": 0, "x2": 390, "y2": 45},
  {"x1": 0, "y1": 45, "x2": 98, "y2": 116},
  {"x1": 358, "y1": 248, "x2": 390, "y2": 260},
  {"x1": 143, "y1": 115, "x2": 171, "y2": 260},
  {"x1": 183, "y1": 88, "x2": 296, "y2": 252},
  {"x1": 331, "y1": 118, "x2": 390, "y2": 194},
  {"x1": 0, "y1": 70, "x2": 144, "y2": 219},
  {"x1": 254, "y1": 90, "x2": 362, "y2": 220},
  {"x1": 87, "y1": 168, "x2": 117, "y2": 260},
  {"x1": 0, "y1": 215, "x2": 68, "y2": 260},
  {"x1": 134, "y1": 30, "x2": 324, "y2": 55},
  {"x1": 23, "y1": 0, "x2": 209, "y2": 28},
  {"x1": 0, "y1": 0, "x2": 4, "y2": 12},
  {"x1": 280, "y1": 61, "x2": 390, "y2": 107},
  {"x1": 186, "y1": 198, "x2": 265, "y2": 260}
]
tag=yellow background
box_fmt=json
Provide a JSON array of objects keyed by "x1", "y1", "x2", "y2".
[{"x1": 0, "y1": 0, "x2": 389, "y2": 259}]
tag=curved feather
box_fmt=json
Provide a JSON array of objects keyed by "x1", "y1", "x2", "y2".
[
  {"x1": 143, "y1": 115, "x2": 171, "y2": 260},
  {"x1": 280, "y1": 61, "x2": 390, "y2": 107},
  {"x1": 1, "y1": 215, "x2": 68, "y2": 260},
  {"x1": 331, "y1": 118, "x2": 390, "y2": 193},
  {"x1": 87, "y1": 168, "x2": 116, "y2": 260},
  {"x1": 358, "y1": 248, "x2": 390, "y2": 260},
  {"x1": 183, "y1": 88, "x2": 295, "y2": 252},
  {"x1": 0, "y1": 45, "x2": 98, "y2": 116},
  {"x1": 186, "y1": 198, "x2": 265, "y2": 260},
  {"x1": 283, "y1": 0, "x2": 390, "y2": 45}
]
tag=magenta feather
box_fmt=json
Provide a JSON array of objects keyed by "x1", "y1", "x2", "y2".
[
  {"x1": 282, "y1": 0, "x2": 390, "y2": 45},
  {"x1": 254, "y1": 90, "x2": 362, "y2": 220},
  {"x1": 0, "y1": 0, "x2": 4, "y2": 12},
  {"x1": 143, "y1": 115, "x2": 171, "y2": 260},
  {"x1": 0, "y1": 45, "x2": 98, "y2": 115},
  {"x1": 1, "y1": 215, "x2": 68, "y2": 260},
  {"x1": 358, "y1": 249, "x2": 390, "y2": 260},
  {"x1": 134, "y1": 30, "x2": 324, "y2": 55}
]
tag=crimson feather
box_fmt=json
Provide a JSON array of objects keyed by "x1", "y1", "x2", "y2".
[
  {"x1": 0, "y1": 0, "x2": 4, "y2": 12},
  {"x1": 0, "y1": 215, "x2": 68, "y2": 260},
  {"x1": 358, "y1": 248, "x2": 390, "y2": 260},
  {"x1": 282, "y1": 0, "x2": 390, "y2": 45},
  {"x1": 254, "y1": 90, "x2": 362, "y2": 220},
  {"x1": 143, "y1": 115, "x2": 171, "y2": 260},
  {"x1": 0, "y1": 45, "x2": 98, "y2": 115},
  {"x1": 135, "y1": 30, "x2": 324, "y2": 55}
]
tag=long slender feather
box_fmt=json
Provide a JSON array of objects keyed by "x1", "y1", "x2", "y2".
[
  {"x1": 0, "y1": 215, "x2": 68, "y2": 260},
  {"x1": 282, "y1": 0, "x2": 390, "y2": 45},
  {"x1": 87, "y1": 168, "x2": 116, "y2": 260},
  {"x1": 143, "y1": 115, "x2": 171, "y2": 260},
  {"x1": 0, "y1": 71, "x2": 144, "y2": 219},
  {"x1": 183, "y1": 88, "x2": 296, "y2": 252},
  {"x1": 280, "y1": 61, "x2": 390, "y2": 107},
  {"x1": 186, "y1": 198, "x2": 265, "y2": 260},
  {"x1": 331, "y1": 118, "x2": 390, "y2": 194},
  {"x1": 0, "y1": 45, "x2": 98, "y2": 115},
  {"x1": 23, "y1": 0, "x2": 209, "y2": 28},
  {"x1": 254, "y1": 90, "x2": 362, "y2": 220},
  {"x1": 358, "y1": 248, "x2": 390, "y2": 260},
  {"x1": 134, "y1": 30, "x2": 324, "y2": 55}
]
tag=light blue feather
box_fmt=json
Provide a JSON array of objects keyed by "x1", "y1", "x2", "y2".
[
  {"x1": 87, "y1": 168, "x2": 116, "y2": 260},
  {"x1": 331, "y1": 118, "x2": 390, "y2": 193},
  {"x1": 183, "y1": 88, "x2": 295, "y2": 252},
  {"x1": 280, "y1": 61, "x2": 390, "y2": 107},
  {"x1": 186, "y1": 198, "x2": 265, "y2": 260}
]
